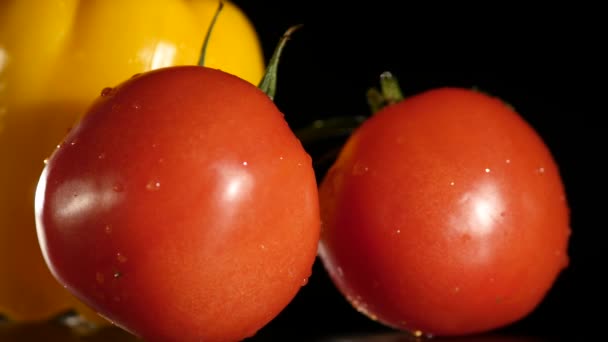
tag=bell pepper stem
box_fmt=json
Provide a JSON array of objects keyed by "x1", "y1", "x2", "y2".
[
  {"x1": 198, "y1": 1, "x2": 225, "y2": 67},
  {"x1": 258, "y1": 24, "x2": 303, "y2": 100}
]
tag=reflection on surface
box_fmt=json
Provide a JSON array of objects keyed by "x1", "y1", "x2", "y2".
[
  {"x1": 0, "y1": 45, "x2": 7, "y2": 73},
  {"x1": 0, "y1": 323, "x2": 570, "y2": 342},
  {"x1": 0, "y1": 320, "x2": 139, "y2": 342},
  {"x1": 41, "y1": 175, "x2": 123, "y2": 230},
  {"x1": 453, "y1": 180, "x2": 503, "y2": 238},
  {"x1": 216, "y1": 162, "x2": 254, "y2": 222},
  {"x1": 140, "y1": 41, "x2": 177, "y2": 70},
  {"x1": 319, "y1": 331, "x2": 559, "y2": 342}
]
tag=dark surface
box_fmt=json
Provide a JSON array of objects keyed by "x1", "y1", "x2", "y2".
[{"x1": 232, "y1": 1, "x2": 604, "y2": 341}]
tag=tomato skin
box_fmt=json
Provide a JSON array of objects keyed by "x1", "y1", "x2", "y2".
[
  {"x1": 35, "y1": 66, "x2": 320, "y2": 341},
  {"x1": 1, "y1": 0, "x2": 264, "y2": 323},
  {"x1": 318, "y1": 87, "x2": 570, "y2": 336}
]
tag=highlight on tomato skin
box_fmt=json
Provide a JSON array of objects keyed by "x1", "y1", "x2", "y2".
[
  {"x1": 34, "y1": 66, "x2": 321, "y2": 342},
  {"x1": 317, "y1": 85, "x2": 571, "y2": 337}
]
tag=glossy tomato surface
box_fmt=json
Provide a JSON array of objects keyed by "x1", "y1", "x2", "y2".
[
  {"x1": 35, "y1": 66, "x2": 320, "y2": 341},
  {"x1": 317, "y1": 87, "x2": 570, "y2": 337}
]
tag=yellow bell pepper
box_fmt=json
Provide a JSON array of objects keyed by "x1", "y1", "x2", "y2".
[{"x1": 0, "y1": 0, "x2": 264, "y2": 324}]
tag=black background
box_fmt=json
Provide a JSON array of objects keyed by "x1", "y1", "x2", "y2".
[{"x1": 233, "y1": 2, "x2": 605, "y2": 341}]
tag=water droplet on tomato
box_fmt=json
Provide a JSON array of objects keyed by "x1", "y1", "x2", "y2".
[
  {"x1": 112, "y1": 184, "x2": 124, "y2": 192},
  {"x1": 260, "y1": 244, "x2": 266, "y2": 250},
  {"x1": 337, "y1": 267, "x2": 344, "y2": 278},
  {"x1": 485, "y1": 168, "x2": 491, "y2": 173},
  {"x1": 132, "y1": 102, "x2": 141, "y2": 110},
  {"x1": 116, "y1": 253, "x2": 127, "y2": 263},
  {"x1": 98, "y1": 314, "x2": 114, "y2": 325},
  {"x1": 146, "y1": 180, "x2": 161, "y2": 191},
  {"x1": 104, "y1": 225, "x2": 113, "y2": 234},
  {"x1": 70, "y1": 138, "x2": 78, "y2": 146},
  {"x1": 449, "y1": 181, "x2": 455, "y2": 186},
  {"x1": 43, "y1": 158, "x2": 48, "y2": 165},
  {"x1": 453, "y1": 286, "x2": 461, "y2": 293},
  {"x1": 242, "y1": 161, "x2": 248, "y2": 166},
  {"x1": 279, "y1": 156, "x2": 284, "y2": 160},
  {"x1": 98, "y1": 152, "x2": 106, "y2": 160},
  {"x1": 505, "y1": 159, "x2": 511, "y2": 164},
  {"x1": 395, "y1": 229, "x2": 401, "y2": 234},
  {"x1": 301, "y1": 278, "x2": 309, "y2": 286},
  {"x1": 536, "y1": 167, "x2": 545, "y2": 174},
  {"x1": 100, "y1": 87, "x2": 113, "y2": 96},
  {"x1": 413, "y1": 330, "x2": 423, "y2": 337},
  {"x1": 113, "y1": 271, "x2": 122, "y2": 279},
  {"x1": 352, "y1": 162, "x2": 369, "y2": 175}
]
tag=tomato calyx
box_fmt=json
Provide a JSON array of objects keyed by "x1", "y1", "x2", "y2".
[
  {"x1": 294, "y1": 70, "x2": 405, "y2": 148},
  {"x1": 258, "y1": 24, "x2": 303, "y2": 100},
  {"x1": 293, "y1": 70, "x2": 404, "y2": 171},
  {"x1": 366, "y1": 71, "x2": 404, "y2": 113},
  {"x1": 294, "y1": 115, "x2": 367, "y2": 147}
]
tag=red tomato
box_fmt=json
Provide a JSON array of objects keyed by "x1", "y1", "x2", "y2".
[
  {"x1": 317, "y1": 87, "x2": 570, "y2": 337},
  {"x1": 34, "y1": 66, "x2": 320, "y2": 341}
]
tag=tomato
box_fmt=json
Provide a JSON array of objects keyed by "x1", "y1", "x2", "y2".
[
  {"x1": 1, "y1": 0, "x2": 264, "y2": 323},
  {"x1": 34, "y1": 65, "x2": 320, "y2": 341},
  {"x1": 317, "y1": 86, "x2": 571, "y2": 337}
]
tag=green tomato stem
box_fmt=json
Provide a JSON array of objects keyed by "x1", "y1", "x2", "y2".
[
  {"x1": 366, "y1": 71, "x2": 405, "y2": 114},
  {"x1": 294, "y1": 115, "x2": 367, "y2": 146},
  {"x1": 366, "y1": 88, "x2": 385, "y2": 114},
  {"x1": 258, "y1": 24, "x2": 303, "y2": 100},
  {"x1": 380, "y1": 71, "x2": 404, "y2": 104},
  {"x1": 198, "y1": 1, "x2": 225, "y2": 67}
]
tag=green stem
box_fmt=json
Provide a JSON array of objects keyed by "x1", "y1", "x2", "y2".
[
  {"x1": 198, "y1": 1, "x2": 225, "y2": 67},
  {"x1": 258, "y1": 24, "x2": 303, "y2": 100},
  {"x1": 366, "y1": 88, "x2": 385, "y2": 114},
  {"x1": 380, "y1": 71, "x2": 404, "y2": 104},
  {"x1": 366, "y1": 71, "x2": 404, "y2": 114},
  {"x1": 294, "y1": 115, "x2": 367, "y2": 146}
]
